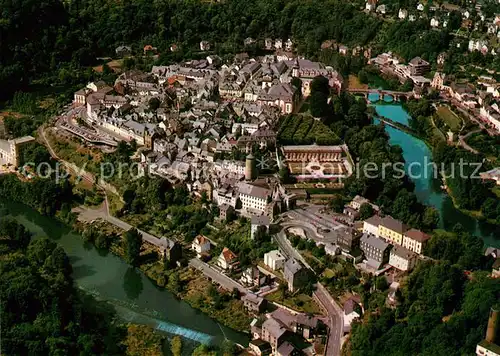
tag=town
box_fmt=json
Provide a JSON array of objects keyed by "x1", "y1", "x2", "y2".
[{"x1": 1, "y1": 0, "x2": 500, "y2": 355}]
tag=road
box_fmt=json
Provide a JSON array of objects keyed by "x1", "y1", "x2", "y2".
[
  {"x1": 314, "y1": 283, "x2": 343, "y2": 356},
  {"x1": 189, "y1": 258, "x2": 247, "y2": 294},
  {"x1": 275, "y1": 230, "x2": 312, "y2": 270},
  {"x1": 458, "y1": 128, "x2": 481, "y2": 155},
  {"x1": 274, "y1": 227, "x2": 343, "y2": 355}
]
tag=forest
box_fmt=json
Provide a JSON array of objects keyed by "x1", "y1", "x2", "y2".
[
  {"x1": 0, "y1": 219, "x2": 126, "y2": 355},
  {"x1": 349, "y1": 260, "x2": 500, "y2": 355}
]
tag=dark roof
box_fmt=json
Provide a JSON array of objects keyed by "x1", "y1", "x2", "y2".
[
  {"x1": 250, "y1": 339, "x2": 272, "y2": 352},
  {"x1": 380, "y1": 216, "x2": 407, "y2": 234}
]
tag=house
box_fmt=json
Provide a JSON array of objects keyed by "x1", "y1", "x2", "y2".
[
  {"x1": 200, "y1": 41, "x2": 210, "y2": 51},
  {"x1": 398, "y1": 9, "x2": 408, "y2": 19},
  {"x1": 363, "y1": 215, "x2": 382, "y2": 236},
  {"x1": 265, "y1": 38, "x2": 273, "y2": 50},
  {"x1": 249, "y1": 339, "x2": 272, "y2": 356},
  {"x1": 271, "y1": 308, "x2": 321, "y2": 340},
  {"x1": 336, "y1": 228, "x2": 362, "y2": 252},
  {"x1": 417, "y1": 3, "x2": 424, "y2": 11},
  {"x1": 277, "y1": 341, "x2": 300, "y2": 356},
  {"x1": 366, "y1": 0, "x2": 377, "y2": 12},
  {"x1": 480, "y1": 168, "x2": 500, "y2": 185},
  {"x1": 143, "y1": 44, "x2": 157, "y2": 55},
  {"x1": 431, "y1": 72, "x2": 446, "y2": 90},
  {"x1": 343, "y1": 295, "x2": 362, "y2": 333},
  {"x1": 158, "y1": 238, "x2": 182, "y2": 265},
  {"x1": 493, "y1": 259, "x2": 500, "y2": 278},
  {"x1": 242, "y1": 293, "x2": 268, "y2": 313},
  {"x1": 430, "y1": 18, "x2": 440, "y2": 28},
  {"x1": 402, "y1": 228, "x2": 431, "y2": 254},
  {"x1": 217, "y1": 247, "x2": 239, "y2": 271},
  {"x1": 115, "y1": 45, "x2": 132, "y2": 57},
  {"x1": 219, "y1": 203, "x2": 235, "y2": 221},
  {"x1": 376, "y1": 4, "x2": 387, "y2": 14},
  {"x1": 264, "y1": 250, "x2": 286, "y2": 271},
  {"x1": 283, "y1": 258, "x2": 310, "y2": 292},
  {"x1": 378, "y1": 215, "x2": 407, "y2": 245},
  {"x1": 261, "y1": 318, "x2": 288, "y2": 352},
  {"x1": 251, "y1": 215, "x2": 270, "y2": 239},
  {"x1": 389, "y1": 245, "x2": 418, "y2": 271},
  {"x1": 191, "y1": 235, "x2": 211, "y2": 257},
  {"x1": 241, "y1": 266, "x2": 268, "y2": 287},
  {"x1": 408, "y1": 57, "x2": 430, "y2": 76},
  {"x1": 360, "y1": 233, "x2": 391, "y2": 270}
]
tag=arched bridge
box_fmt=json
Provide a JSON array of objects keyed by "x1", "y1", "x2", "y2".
[{"x1": 347, "y1": 88, "x2": 414, "y2": 102}]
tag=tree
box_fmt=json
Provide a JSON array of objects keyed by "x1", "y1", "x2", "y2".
[
  {"x1": 329, "y1": 195, "x2": 345, "y2": 213},
  {"x1": 358, "y1": 69, "x2": 369, "y2": 84},
  {"x1": 170, "y1": 336, "x2": 182, "y2": 356},
  {"x1": 359, "y1": 203, "x2": 374, "y2": 220},
  {"x1": 310, "y1": 91, "x2": 330, "y2": 118},
  {"x1": 124, "y1": 228, "x2": 142, "y2": 266},
  {"x1": 375, "y1": 276, "x2": 388, "y2": 291},
  {"x1": 481, "y1": 198, "x2": 498, "y2": 220},
  {"x1": 310, "y1": 75, "x2": 330, "y2": 95}
]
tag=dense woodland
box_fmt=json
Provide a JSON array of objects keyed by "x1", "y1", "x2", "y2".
[
  {"x1": 349, "y1": 260, "x2": 500, "y2": 355},
  {"x1": 0, "y1": 219, "x2": 126, "y2": 355}
]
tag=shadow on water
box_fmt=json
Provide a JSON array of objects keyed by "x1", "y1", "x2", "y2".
[
  {"x1": 123, "y1": 267, "x2": 144, "y2": 300},
  {"x1": 72, "y1": 264, "x2": 98, "y2": 279},
  {"x1": 2, "y1": 201, "x2": 250, "y2": 347}
]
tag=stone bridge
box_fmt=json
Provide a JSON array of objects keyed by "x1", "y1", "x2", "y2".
[{"x1": 347, "y1": 88, "x2": 414, "y2": 102}]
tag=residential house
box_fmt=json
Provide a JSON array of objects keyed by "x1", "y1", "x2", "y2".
[
  {"x1": 248, "y1": 339, "x2": 272, "y2": 356},
  {"x1": 402, "y1": 228, "x2": 431, "y2": 254},
  {"x1": 219, "y1": 203, "x2": 235, "y2": 221},
  {"x1": 200, "y1": 41, "x2": 210, "y2": 51},
  {"x1": 251, "y1": 215, "x2": 270, "y2": 239},
  {"x1": 336, "y1": 228, "x2": 362, "y2": 252},
  {"x1": 432, "y1": 72, "x2": 446, "y2": 90},
  {"x1": 261, "y1": 318, "x2": 288, "y2": 352},
  {"x1": 283, "y1": 258, "x2": 310, "y2": 292},
  {"x1": 363, "y1": 215, "x2": 382, "y2": 236},
  {"x1": 389, "y1": 245, "x2": 418, "y2": 271},
  {"x1": 360, "y1": 233, "x2": 391, "y2": 270},
  {"x1": 191, "y1": 235, "x2": 211, "y2": 257},
  {"x1": 366, "y1": 0, "x2": 377, "y2": 12},
  {"x1": 241, "y1": 266, "x2": 268, "y2": 287},
  {"x1": 217, "y1": 247, "x2": 239, "y2": 271},
  {"x1": 115, "y1": 45, "x2": 132, "y2": 57},
  {"x1": 378, "y1": 216, "x2": 407, "y2": 245},
  {"x1": 277, "y1": 342, "x2": 300, "y2": 356},
  {"x1": 264, "y1": 250, "x2": 286, "y2": 271},
  {"x1": 398, "y1": 9, "x2": 408, "y2": 19},
  {"x1": 242, "y1": 293, "x2": 268, "y2": 314},
  {"x1": 271, "y1": 308, "x2": 321, "y2": 340},
  {"x1": 343, "y1": 295, "x2": 362, "y2": 333}
]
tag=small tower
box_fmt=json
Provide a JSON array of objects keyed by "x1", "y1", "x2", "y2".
[
  {"x1": 245, "y1": 153, "x2": 256, "y2": 181},
  {"x1": 292, "y1": 58, "x2": 300, "y2": 78},
  {"x1": 447, "y1": 130, "x2": 455, "y2": 143}
]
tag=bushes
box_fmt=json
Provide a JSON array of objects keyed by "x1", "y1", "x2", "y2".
[{"x1": 278, "y1": 115, "x2": 341, "y2": 145}]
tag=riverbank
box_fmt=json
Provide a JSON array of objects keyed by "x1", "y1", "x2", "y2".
[
  {"x1": 1, "y1": 200, "x2": 251, "y2": 348},
  {"x1": 72, "y1": 215, "x2": 252, "y2": 334},
  {"x1": 371, "y1": 101, "x2": 500, "y2": 247}
]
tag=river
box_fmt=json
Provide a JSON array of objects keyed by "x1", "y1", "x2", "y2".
[
  {"x1": 0, "y1": 202, "x2": 249, "y2": 351},
  {"x1": 369, "y1": 93, "x2": 500, "y2": 247}
]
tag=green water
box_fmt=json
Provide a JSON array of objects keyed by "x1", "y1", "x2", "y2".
[
  {"x1": 369, "y1": 94, "x2": 500, "y2": 247},
  {"x1": 2, "y1": 202, "x2": 249, "y2": 348}
]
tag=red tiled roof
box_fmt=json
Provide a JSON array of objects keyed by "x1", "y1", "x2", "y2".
[
  {"x1": 404, "y1": 228, "x2": 431, "y2": 243},
  {"x1": 222, "y1": 247, "x2": 237, "y2": 262}
]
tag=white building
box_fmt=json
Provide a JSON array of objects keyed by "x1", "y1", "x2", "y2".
[
  {"x1": 217, "y1": 247, "x2": 239, "y2": 271},
  {"x1": 237, "y1": 182, "x2": 271, "y2": 216},
  {"x1": 389, "y1": 246, "x2": 418, "y2": 271},
  {"x1": 402, "y1": 229, "x2": 430, "y2": 254},
  {"x1": 363, "y1": 216, "x2": 381, "y2": 237},
  {"x1": 398, "y1": 9, "x2": 408, "y2": 19},
  {"x1": 191, "y1": 235, "x2": 211, "y2": 256},
  {"x1": 264, "y1": 250, "x2": 286, "y2": 271}
]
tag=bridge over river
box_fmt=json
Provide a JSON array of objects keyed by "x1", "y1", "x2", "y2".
[{"x1": 347, "y1": 88, "x2": 414, "y2": 101}]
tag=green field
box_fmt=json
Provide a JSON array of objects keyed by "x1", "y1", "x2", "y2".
[{"x1": 436, "y1": 106, "x2": 462, "y2": 132}]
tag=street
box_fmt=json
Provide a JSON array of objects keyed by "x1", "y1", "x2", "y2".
[{"x1": 188, "y1": 258, "x2": 247, "y2": 293}]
